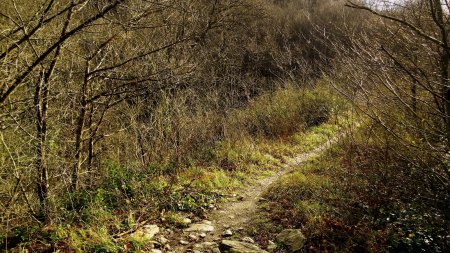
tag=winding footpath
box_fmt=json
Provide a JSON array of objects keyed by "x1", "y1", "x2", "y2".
[{"x1": 153, "y1": 135, "x2": 341, "y2": 253}]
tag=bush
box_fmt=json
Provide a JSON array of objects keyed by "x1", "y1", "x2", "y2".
[{"x1": 226, "y1": 85, "x2": 342, "y2": 138}]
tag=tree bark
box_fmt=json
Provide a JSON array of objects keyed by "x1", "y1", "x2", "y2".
[{"x1": 72, "y1": 65, "x2": 89, "y2": 192}]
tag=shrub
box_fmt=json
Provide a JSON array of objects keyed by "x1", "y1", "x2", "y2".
[{"x1": 226, "y1": 85, "x2": 342, "y2": 138}]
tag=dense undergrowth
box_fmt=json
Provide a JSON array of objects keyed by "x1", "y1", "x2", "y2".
[
  {"x1": 252, "y1": 123, "x2": 450, "y2": 253},
  {"x1": 1, "y1": 85, "x2": 345, "y2": 252}
]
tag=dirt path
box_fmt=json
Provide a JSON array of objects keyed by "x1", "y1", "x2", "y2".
[
  {"x1": 208, "y1": 135, "x2": 338, "y2": 237},
  {"x1": 167, "y1": 136, "x2": 340, "y2": 252}
]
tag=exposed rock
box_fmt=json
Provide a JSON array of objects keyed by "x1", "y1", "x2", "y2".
[
  {"x1": 130, "y1": 225, "x2": 160, "y2": 240},
  {"x1": 194, "y1": 242, "x2": 218, "y2": 248},
  {"x1": 193, "y1": 242, "x2": 220, "y2": 253},
  {"x1": 242, "y1": 237, "x2": 255, "y2": 244},
  {"x1": 220, "y1": 240, "x2": 268, "y2": 253},
  {"x1": 222, "y1": 229, "x2": 233, "y2": 237},
  {"x1": 151, "y1": 250, "x2": 162, "y2": 253},
  {"x1": 189, "y1": 234, "x2": 199, "y2": 241},
  {"x1": 180, "y1": 240, "x2": 189, "y2": 245},
  {"x1": 199, "y1": 232, "x2": 207, "y2": 238},
  {"x1": 185, "y1": 223, "x2": 215, "y2": 233},
  {"x1": 276, "y1": 229, "x2": 306, "y2": 252}
]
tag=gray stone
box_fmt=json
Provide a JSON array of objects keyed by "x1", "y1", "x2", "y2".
[
  {"x1": 276, "y1": 229, "x2": 306, "y2": 252},
  {"x1": 222, "y1": 229, "x2": 233, "y2": 237},
  {"x1": 194, "y1": 242, "x2": 220, "y2": 252},
  {"x1": 220, "y1": 240, "x2": 268, "y2": 253},
  {"x1": 242, "y1": 237, "x2": 255, "y2": 244},
  {"x1": 185, "y1": 223, "x2": 215, "y2": 233}
]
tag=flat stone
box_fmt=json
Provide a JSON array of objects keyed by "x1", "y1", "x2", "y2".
[
  {"x1": 276, "y1": 229, "x2": 306, "y2": 252},
  {"x1": 193, "y1": 242, "x2": 219, "y2": 252},
  {"x1": 220, "y1": 240, "x2": 268, "y2": 253},
  {"x1": 242, "y1": 237, "x2": 255, "y2": 244},
  {"x1": 185, "y1": 223, "x2": 215, "y2": 233}
]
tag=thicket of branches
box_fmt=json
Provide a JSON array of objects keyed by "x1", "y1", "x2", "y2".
[
  {"x1": 0, "y1": 0, "x2": 358, "y2": 231},
  {"x1": 333, "y1": 0, "x2": 450, "y2": 196}
]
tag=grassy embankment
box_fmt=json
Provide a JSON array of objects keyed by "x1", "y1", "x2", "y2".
[{"x1": 251, "y1": 124, "x2": 450, "y2": 253}]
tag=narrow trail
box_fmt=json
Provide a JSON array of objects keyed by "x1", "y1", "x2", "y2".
[
  {"x1": 168, "y1": 135, "x2": 340, "y2": 252},
  {"x1": 208, "y1": 135, "x2": 339, "y2": 238}
]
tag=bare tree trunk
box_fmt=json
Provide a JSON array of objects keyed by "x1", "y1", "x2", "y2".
[
  {"x1": 87, "y1": 103, "x2": 94, "y2": 188},
  {"x1": 72, "y1": 65, "x2": 89, "y2": 192},
  {"x1": 34, "y1": 77, "x2": 48, "y2": 221},
  {"x1": 33, "y1": 2, "x2": 73, "y2": 220}
]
